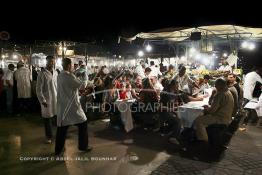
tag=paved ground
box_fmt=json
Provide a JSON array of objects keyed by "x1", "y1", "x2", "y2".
[{"x1": 0, "y1": 113, "x2": 262, "y2": 175}]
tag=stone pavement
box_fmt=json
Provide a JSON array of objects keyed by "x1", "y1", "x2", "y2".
[{"x1": 0, "y1": 114, "x2": 262, "y2": 175}]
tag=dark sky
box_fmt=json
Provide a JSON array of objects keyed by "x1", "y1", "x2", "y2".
[{"x1": 1, "y1": 3, "x2": 262, "y2": 44}]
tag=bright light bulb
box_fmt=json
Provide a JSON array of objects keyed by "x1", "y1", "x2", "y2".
[
  {"x1": 146, "y1": 45, "x2": 152, "y2": 52},
  {"x1": 248, "y1": 43, "x2": 255, "y2": 50},
  {"x1": 138, "y1": 50, "x2": 144, "y2": 57},
  {"x1": 241, "y1": 41, "x2": 248, "y2": 48},
  {"x1": 13, "y1": 54, "x2": 18, "y2": 59},
  {"x1": 119, "y1": 55, "x2": 122, "y2": 58},
  {"x1": 1, "y1": 55, "x2": 5, "y2": 59},
  {"x1": 223, "y1": 53, "x2": 228, "y2": 57}
]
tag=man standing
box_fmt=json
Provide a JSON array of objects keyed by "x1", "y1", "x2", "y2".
[
  {"x1": 243, "y1": 66, "x2": 262, "y2": 102},
  {"x1": 194, "y1": 79, "x2": 234, "y2": 142},
  {"x1": 36, "y1": 56, "x2": 58, "y2": 144},
  {"x1": 164, "y1": 65, "x2": 176, "y2": 80},
  {"x1": 242, "y1": 66, "x2": 262, "y2": 125},
  {"x1": 149, "y1": 61, "x2": 162, "y2": 77},
  {"x1": 173, "y1": 66, "x2": 199, "y2": 94},
  {"x1": 55, "y1": 58, "x2": 92, "y2": 155},
  {"x1": 14, "y1": 61, "x2": 31, "y2": 114},
  {"x1": 227, "y1": 74, "x2": 239, "y2": 116},
  {"x1": 2, "y1": 64, "x2": 15, "y2": 114}
]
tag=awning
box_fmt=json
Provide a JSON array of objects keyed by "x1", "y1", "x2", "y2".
[{"x1": 120, "y1": 25, "x2": 262, "y2": 42}]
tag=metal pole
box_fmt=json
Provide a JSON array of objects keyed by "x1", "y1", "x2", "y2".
[{"x1": 62, "y1": 41, "x2": 65, "y2": 59}]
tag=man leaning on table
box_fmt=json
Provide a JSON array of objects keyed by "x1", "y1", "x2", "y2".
[{"x1": 194, "y1": 78, "x2": 234, "y2": 142}]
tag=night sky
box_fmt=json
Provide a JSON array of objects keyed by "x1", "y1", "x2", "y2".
[{"x1": 1, "y1": 3, "x2": 262, "y2": 44}]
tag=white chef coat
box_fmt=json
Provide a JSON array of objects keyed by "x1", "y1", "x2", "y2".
[
  {"x1": 14, "y1": 67, "x2": 31, "y2": 98},
  {"x1": 57, "y1": 70, "x2": 87, "y2": 127},
  {"x1": 243, "y1": 71, "x2": 262, "y2": 100},
  {"x1": 150, "y1": 65, "x2": 162, "y2": 77},
  {"x1": 36, "y1": 68, "x2": 58, "y2": 118}
]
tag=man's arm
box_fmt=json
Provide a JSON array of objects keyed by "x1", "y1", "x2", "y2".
[
  {"x1": 205, "y1": 93, "x2": 221, "y2": 114},
  {"x1": 36, "y1": 72, "x2": 47, "y2": 107},
  {"x1": 70, "y1": 74, "x2": 85, "y2": 90}
]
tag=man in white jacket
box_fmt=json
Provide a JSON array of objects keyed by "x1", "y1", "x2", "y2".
[
  {"x1": 36, "y1": 56, "x2": 58, "y2": 144},
  {"x1": 55, "y1": 58, "x2": 92, "y2": 155},
  {"x1": 14, "y1": 61, "x2": 31, "y2": 114}
]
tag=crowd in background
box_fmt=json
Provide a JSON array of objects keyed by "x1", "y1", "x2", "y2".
[{"x1": 0, "y1": 57, "x2": 262, "y2": 147}]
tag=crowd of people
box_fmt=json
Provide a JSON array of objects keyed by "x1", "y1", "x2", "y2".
[{"x1": 0, "y1": 55, "x2": 262, "y2": 155}]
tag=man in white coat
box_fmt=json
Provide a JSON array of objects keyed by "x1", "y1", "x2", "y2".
[
  {"x1": 36, "y1": 56, "x2": 58, "y2": 144},
  {"x1": 14, "y1": 61, "x2": 31, "y2": 114},
  {"x1": 242, "y1": 66, "x2": 262, "y2": 125},
  {"x1": 55, "y1": 58, "x2": 92, "y2": 155}
]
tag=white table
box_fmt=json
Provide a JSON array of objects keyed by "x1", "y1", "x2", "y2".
[
  {"x1": 114, "y1": 99, "x2": 136, "y2": 132},
  {"x1": 177, "y1": 88, "x2": 212, "y2": 128}
]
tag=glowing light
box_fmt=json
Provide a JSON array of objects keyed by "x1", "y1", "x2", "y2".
[
  {"x1": 13, "y1": 54, "x2": 18, "y2": 59},
  {"x1": 241, "y1": 41, "x2": 248, "y2": 48},
  {"x1": 119, "y1": 55, "x2": 122, "y2": 58},
  {"x1": 1, "y1": 55, "x2": 5, "y2": 59},
  {"x1": 248, "y1": 43, "x2": 255, "y2": 50},
  {"x1": 59, "y1": 46, "x2": 67, "y2": 51},
  {"x1": 223, "y1": 53, "x2": 228, "y2": 57},
  {"x1": 146, "y1": 45, "x2": 152, "y2": 52},
  {"x1": 138, "y1": 50, "x2": 144, "y2": 57}
]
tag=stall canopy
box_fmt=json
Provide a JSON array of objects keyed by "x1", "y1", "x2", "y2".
[{"x1": 121, "y1": 25, "x2": 262, "y2": 42}]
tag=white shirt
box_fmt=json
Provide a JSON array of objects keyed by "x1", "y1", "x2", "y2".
[
  {"x1": 150, "y1": 65, "x2": 162, "y2": 77},
  {"x1": 243, "y1": 71, "x2": 262, "y2": 100},
  {"x1": 173, "y1": 74, "x2": 193, "y2": 92},
  {"x1": 134, "y1": 65, "x2": 145, "y2": 79},
  {"x1": 2, "y1": 69, "x2": 14, "y2": 87},
  {"x1": 36, "y1": 69, "x2": 58, "y2": 118},
  {"x1": 57, "y1": 71, "x2": 87, "y2": 126},
  {"x1": 14, "y1": 67, "x2": 31, "y2": 98}
]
